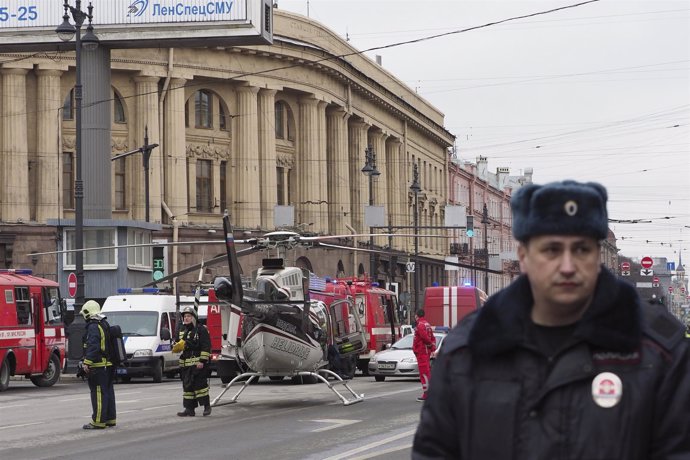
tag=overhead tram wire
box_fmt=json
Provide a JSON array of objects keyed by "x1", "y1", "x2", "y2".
[{"x1": 0, "y1": 0, "x2": 602, "y2": 124}]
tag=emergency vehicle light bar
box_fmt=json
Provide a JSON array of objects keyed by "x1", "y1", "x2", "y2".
[
  {"x1": 0, "y1": 269, "x2": 33, "y2": 275},
  {"x1": 117, "y1": 287, "x2": 160, "y2": 294}
]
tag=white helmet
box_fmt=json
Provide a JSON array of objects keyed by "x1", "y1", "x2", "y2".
[{"x1": 81, "y1": 300, "x2": 101, "y2": 320}]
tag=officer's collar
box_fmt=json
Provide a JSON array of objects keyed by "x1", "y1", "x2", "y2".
[{"x1": 468, "y1": 267, "x2": 642, "y2": 357}]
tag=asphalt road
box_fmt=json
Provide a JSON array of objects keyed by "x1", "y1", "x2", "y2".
[{"x1": 0, "y1": 374, "x2": 424, "y2": 460}]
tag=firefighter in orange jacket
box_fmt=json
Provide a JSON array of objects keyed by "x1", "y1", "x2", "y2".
[
  {"x1": 174, "y1": 306, "x2": 212, "y2": 416},
  {"x1": 412, "y1": 309, "x2": 436, "y2": 402}
]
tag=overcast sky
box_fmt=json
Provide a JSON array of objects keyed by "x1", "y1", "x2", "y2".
[{"x1": 277, "y1": 0, "x2": 690, "y2": 264}]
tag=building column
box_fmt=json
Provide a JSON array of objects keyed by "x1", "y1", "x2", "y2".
[
  {"x1": 134, "y1": 75, "x2": 161, "y2": 222},
  {"x1": 326, "y1": 106, "x2": 350, "y2": 235},
  {"x1": 297, "y1": 96, "x2": 320, "y2": 229},
  {"x1": 257, "y1": 88, "x2": 277, "y2": 230},
  {"x1": 315, "y1": 101, "x2": 328, "y2": 234},
  {"x1": 1, "y1": 68, "x2": 30, "y2": 222},
  {"x1": 36, "y1": 69, "x2": 64, "y2": 222},
  {"x1": 348, "y1": 119, "x2": 369, "y2": 234},
  {"x1": 164, "y1": 77, "x2": 188, "y2": 222},
  {"x1": 235, "y1": 85, "x2": 260, "y2": 229},
  {"x1": 386, "y1": 138, "x2": 403, "y2": 247}
]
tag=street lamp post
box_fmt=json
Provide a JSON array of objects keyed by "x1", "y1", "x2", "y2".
[
  {"x1": 56, "y1": 0, "x2": 99, "y2": 312},
  {"x1": 410, "y1": 164, "x2": 421, "y2": 313},
  {"x1": 361, "y1": 145, "x2": 380, "y2": 280}
]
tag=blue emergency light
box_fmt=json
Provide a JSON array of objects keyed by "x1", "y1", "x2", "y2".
[
  {"x1": 0, "y1": 269, "x2": 33, "y2": 275},
  {"x1": 117, "y1": 287, "x2": 160, "y2": 294}
]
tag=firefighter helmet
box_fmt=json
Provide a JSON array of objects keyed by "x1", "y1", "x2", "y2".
[
  {"x1": 81, "y1": 300, "x2": 101, "y2": 320},
  {"x1": 181, "y1": 306, "x2": 197, "y2": 319}
]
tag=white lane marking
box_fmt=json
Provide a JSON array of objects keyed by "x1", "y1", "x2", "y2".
[
  {"x1": 0, "y1": 404, "x2": 27, "y2": 409},
  {"x1": 309, "y1": 419, "x2": 360, "y2": 432},
  {"x1": 323, "y1": 429, "x2": 417, "y2": 460},
  {"x1": 0, "y1": 422, "x2": 45, "y2": 431},
  {"x1": 142, "y1": 404, "x2": 177, "y2": 411},
  {"x1": 59, "y1": 396, "x2": 91, "y2": 402},
  {"x1": 350, "y1": 443, "x2": 413, "y2": 460}
]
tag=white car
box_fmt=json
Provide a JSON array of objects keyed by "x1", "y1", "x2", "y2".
[{"x1": 368, "y1": 332, "x2": 446, "y2": 382}]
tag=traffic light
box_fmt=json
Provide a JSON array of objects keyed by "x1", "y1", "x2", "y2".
[{"x1": 466, "y1": 216, "x2": 474, "y2": 237}]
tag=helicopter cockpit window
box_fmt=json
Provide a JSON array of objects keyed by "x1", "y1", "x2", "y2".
[{"x1": 256, "y1": 278, "x2": 290, "y2": 301}]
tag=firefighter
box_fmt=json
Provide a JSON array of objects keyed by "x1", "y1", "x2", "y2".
[
  {"x1": 412, "y1": 309, "x2": 436, "y2": 402},
  {"x1": 81, "y1": 300, "x2": 117, "y2": 429},
  {"x1": 173, "y1": 306, "x2": 212, "y2": 416}
]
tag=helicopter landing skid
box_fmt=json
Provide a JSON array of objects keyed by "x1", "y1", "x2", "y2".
[{"x1": 210, "y1": 369, "x2": 364, "y2": 407}]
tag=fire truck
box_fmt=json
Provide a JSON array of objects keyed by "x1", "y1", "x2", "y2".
[
  {"x1": 310, "y1": 276, "x2": 401, "y2": 375},
  {"x1": 0, "y1": 269, "x2": 67, "y2": 391}
]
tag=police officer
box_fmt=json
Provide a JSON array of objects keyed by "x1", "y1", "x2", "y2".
[
  {"x1": 174, "y1": 306, "x2": 211, "y2": 416},
  {"x1": 81, "y1": 300, "x2": 116, "y2": 429},
  {"x1": 413, "y1": 180, "x2": 690, "y2": 459}
]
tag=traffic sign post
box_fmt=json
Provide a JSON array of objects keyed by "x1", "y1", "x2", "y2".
[
  {"x1": 641, "y1": 256, "x2": 653, "y2": 269},
  {"x1": 67, "y1": 272, "x2": 77, "y2": 298},
  {"x1": 621, "y1": 262, "x2": 630, "y2": 271},
  {"x1": 652, "y1": 276, "x2": 660, "y2": 287}
]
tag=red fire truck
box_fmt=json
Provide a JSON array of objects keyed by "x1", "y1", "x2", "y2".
[
  {"x1": 310, "y1": 276, "x2": 401, "y2": 375},
  {"x1": 422, "y1": 285, "x2": 488, "y2": 329},
  {"x1": 0, "y1": 269, "x2": 67, "y2": 391}
]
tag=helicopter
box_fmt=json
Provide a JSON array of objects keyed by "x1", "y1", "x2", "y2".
[{"x1": 208, "y1": 213, "x2": 370, "y2": 406}]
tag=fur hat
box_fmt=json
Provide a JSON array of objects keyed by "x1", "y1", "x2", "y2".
[{"x1": 511, "y1": 180, "x2": 608, "y2": 242}]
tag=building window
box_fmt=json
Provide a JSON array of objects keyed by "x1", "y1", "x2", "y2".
[
  {"x1": 62, "y1": 89, "x2": 74, "y2": 121},
  {"x1": 274, "y1": 101, "x2": 295, "y2": 141},
  {"x1": 127, "y1": 229, "x2": 152, "y2": 270},
  {"x1": 196, "y1": 159, "x2": 213, "y2": 213},
  {"x1": 113, "y1": 91, "x2": 126, "y2": 123},
  {"x1": 275, "y1": 102, "x2": 285, "y2": 139},
  {"x1": 63, "y1": 152, "x2": 75, "y2": 209},
  {"x1": 195, "y1": 90, "x2": 213, "y2": 128},
  {"x1": 114, "y1": 159, "x2": 126, "y2": 210},
  {"x1": 63, "y1": 228, "x2": 116, "y2": 268},
  {"x1": 276, "y1": 167, "x2": 285, "y2": 205},
  {"x1": 220, "y1": 161, "x2": 227, "y2": 213},
  {"x1": 219, "y1": 103, "x2": 228, "y2": 131}
]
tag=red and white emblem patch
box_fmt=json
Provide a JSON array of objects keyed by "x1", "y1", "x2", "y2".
[{"x1": 591, "y1": 372, "x2": 623, "y2": 408}]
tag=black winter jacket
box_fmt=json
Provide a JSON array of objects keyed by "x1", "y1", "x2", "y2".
[{"x1": 413, "y1": 267, "x2": 690, "y2": 460}]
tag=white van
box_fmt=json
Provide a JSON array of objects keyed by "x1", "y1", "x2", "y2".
[{"x1": 101, "y1": 293, "x2": 195, "y2": 383}]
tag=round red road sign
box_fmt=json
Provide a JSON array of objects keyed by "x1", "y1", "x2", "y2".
[
  {"x1": 67, "y1": 272, "x2": 77, "y2": 298},
  {"x1": 652, "y1": 277, "x2": 659, "y2": 283},
  {"x1": 640, "y1": 256, "x2": 653, "y2": 269},
  {"x1": 668, "y1": 286, "x2": 673, "y2": 293},
  {"x1": 621, "y1": 262, "x2": 630, "y2": 270}
]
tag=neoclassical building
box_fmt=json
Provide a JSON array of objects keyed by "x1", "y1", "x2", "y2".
[{"x1": 0, "y1": 9, "x2": 454, "y2": 308}]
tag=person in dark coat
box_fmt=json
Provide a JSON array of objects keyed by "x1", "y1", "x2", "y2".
[
  {"x1": 174, "y1": 306, "x2": 212, "y2": 417},
  {"x1": 413, "y1": 180, "x2": 690, "y2": 459},
  {"x1": 81, "y1": 300, "x2": 117, "y2": 429}
]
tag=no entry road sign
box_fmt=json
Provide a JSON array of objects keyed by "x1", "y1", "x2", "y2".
[{"x1": 640, "y1": 257, "x2": 653, "y2": 269}]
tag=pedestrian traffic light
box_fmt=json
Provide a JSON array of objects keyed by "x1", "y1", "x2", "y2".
[{"x1": 466, "y1": 216, "x2": 474, "y2": 237}]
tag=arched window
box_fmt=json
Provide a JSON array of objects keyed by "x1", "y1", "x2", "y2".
[
  {"x1": 62, "y1": 89, "x2": 74, "y2": 120},
  {"x1": 113, "y1": 91, "x2": 126, "y2": 123}
]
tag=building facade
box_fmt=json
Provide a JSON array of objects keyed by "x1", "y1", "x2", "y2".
[{"x1": 0, "y1": 9, "x2": 453, "y2": 305}]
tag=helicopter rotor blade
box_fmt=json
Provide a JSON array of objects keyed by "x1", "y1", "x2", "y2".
[
  {"x1": 223, "y1": 213, "x2": 245, "y2": 306},
  {"x1": 317, "y1": 242, "x2": 504, "y2": 275},
  {"x1": 141, "y1": 246, "x2": 258, "y2": 288},
  {"x1": 28, "y1": 239, "x2": 253, "y2": 257}
]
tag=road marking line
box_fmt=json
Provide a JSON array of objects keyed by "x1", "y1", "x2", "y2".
[
  {"x1": 323, "y1": 429, "x2": 417, "y2": 460},
  {"x1": 350, "y1": 443, "x2": 412, "y2": 460},
  {"x1": 309, "y1": 419, "x2": 360, "y2": 432},
  {"x1": 0, "y1": 404, "x2": 27, "y2": 409},
  {"x1": 0, "y1": 422, "x2": 44, "y2": 430}
]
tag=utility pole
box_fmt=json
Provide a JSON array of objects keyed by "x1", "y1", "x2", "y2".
[
  {"x1": 481, "y1": 203, "x2": 489, "y2": 292},
  {"x1": 410, "y1": 164, "x2": 421, "y2": 313},
  {"x1": 111, "y1": 126, "x2": 159, "y2": 222}
]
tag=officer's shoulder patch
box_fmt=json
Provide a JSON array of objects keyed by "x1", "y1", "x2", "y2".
[{"x1": 641, "y1": 304, "x2": 684, "y2": 349}]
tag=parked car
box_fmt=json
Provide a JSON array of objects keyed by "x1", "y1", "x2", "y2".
[{"x1": 368, "y1": 331, "x2": 447, "y2": 382}]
